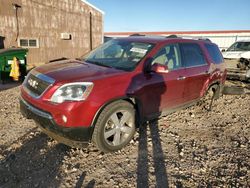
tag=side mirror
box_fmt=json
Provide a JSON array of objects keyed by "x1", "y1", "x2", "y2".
[{"x1": 151, "y1": 63, "x2": 169, "y2": 73}]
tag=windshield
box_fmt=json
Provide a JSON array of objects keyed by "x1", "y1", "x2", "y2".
[
  {"x1": 84, "y1": 39, "x2": 154, "y2": 71},
  {"x1": 227, "y1": 42, "x2": 250, "y2": 52}
]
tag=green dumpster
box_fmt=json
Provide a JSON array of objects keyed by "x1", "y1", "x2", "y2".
[{"x1": 0, "y1": 48, "x2": 28, "y2": 84}]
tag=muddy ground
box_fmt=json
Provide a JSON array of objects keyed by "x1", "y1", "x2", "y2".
[{"x1": 0, "y1": 84, "x2": 249, "y2": 187}]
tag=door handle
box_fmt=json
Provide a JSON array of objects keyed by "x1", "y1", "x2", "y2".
[{"x1": 177, "y1": 76, "x2": 186, "y2": 80}]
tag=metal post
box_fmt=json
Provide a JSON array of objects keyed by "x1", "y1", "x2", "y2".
[{"x1": 89, "y1": 12, "x2": 93, "y2": 50}]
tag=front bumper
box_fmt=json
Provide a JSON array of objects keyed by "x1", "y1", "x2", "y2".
[{"x1": 20, "y1": 97, "x2": 93, "y2": 147}]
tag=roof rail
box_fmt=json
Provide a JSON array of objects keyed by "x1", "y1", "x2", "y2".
[
  {"x1": 180, "y1": 35, "x2": 212, "y2": 42},
  {"x1": 129, "y1": 33, "x2": 145, "y2": 37},
  {"x1": 166, "y1": 34, "x2": 179, "y2": 38},
  {"x1": 198, "y1": 38, "x2": 211, "y2": 42}
]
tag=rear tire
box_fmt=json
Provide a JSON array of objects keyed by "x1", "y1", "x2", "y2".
[{"x1": 92, "y1": 100, "x2": 136, "y2": 153}]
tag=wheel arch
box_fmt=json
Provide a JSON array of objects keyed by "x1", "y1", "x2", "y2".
[
  {"x1": 89, "y1": 96, "x2": 143, "y2": 140},
  {"x1": 206, "y1": 81, "x2": 221, "y2": 99}
]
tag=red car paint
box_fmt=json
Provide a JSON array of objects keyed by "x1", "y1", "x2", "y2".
[{"x1": 20, "y1": 36, "x2": 226, "y2": 144}]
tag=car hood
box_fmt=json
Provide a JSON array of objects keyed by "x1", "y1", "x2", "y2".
[
  {"x1": 222, "y1": 51, "x2": 250, "y2": 59},
  {"x1": 33, "y1": 60, "x2": 126, "y2": 83},
  {"x1": 240, "y1": 51, "x2": 250, "y2": 59}
]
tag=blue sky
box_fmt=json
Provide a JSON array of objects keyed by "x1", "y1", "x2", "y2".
[{"x1": 87, "y1": 0, "x2": 250, "y2": 32}]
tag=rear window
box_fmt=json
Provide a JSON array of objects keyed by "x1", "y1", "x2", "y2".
[
  {"x1": 180, "y1": 43, "x2": 206, "y2": 67},
  {"x1": 205, "y1": 43, "x2": 223, "y2": 64}
]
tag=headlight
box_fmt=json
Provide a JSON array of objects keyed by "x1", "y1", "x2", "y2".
[{"x1": 50, "y1": 82, "x2": 93, "y2": 103}]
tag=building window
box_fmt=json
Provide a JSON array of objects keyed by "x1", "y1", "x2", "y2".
[{"x1": 18, "y1": 38, "x2": 39, "y2": 48}]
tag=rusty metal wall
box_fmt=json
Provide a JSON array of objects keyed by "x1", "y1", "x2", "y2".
[{"x1": 0, "y1": 0, "x2": 103, "y2": 66}]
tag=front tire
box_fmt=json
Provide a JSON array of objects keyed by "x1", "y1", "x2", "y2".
[{"x1": 92, "y1": 100, "x2": 136, "y2": 153}]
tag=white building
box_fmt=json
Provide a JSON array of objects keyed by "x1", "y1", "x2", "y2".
[{"x1": 105, "y1": 30, "x2": 250, "y2": 50}]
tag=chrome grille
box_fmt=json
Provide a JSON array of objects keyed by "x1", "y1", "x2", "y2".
[{"x1": 24, "y1": 70, "x2": 55, "y2": 98}]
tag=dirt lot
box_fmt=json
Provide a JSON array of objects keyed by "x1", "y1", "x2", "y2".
[{"x1": 0, "y1": 84, "x2": 249, "y2": 187}]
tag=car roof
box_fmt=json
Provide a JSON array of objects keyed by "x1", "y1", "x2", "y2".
[{"x1": 115, "y1": 35, "x2": 212, "y2": 45}]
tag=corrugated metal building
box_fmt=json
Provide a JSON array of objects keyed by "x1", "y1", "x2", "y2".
[
  {"x1": 0, "y1": 0, "x2": 104, "y2": 67},
  {"x1": 105, "y1": 30, "x2": 250, "y2": 50}
]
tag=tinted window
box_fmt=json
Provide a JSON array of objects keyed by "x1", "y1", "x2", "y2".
[
  {"x1": 152, "y1": 44, "x2": 182, "y2": 70},
  {"x1": 205, "y1": 43, "x2": 223, "y2": 64},
  {"x1": 180, "y1": 43, "x2": 206, "y2": 67}
]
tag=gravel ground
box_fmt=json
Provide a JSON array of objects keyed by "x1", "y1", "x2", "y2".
[{"x1": 0, "y1": 84, "x2": 249, "y2": 187}]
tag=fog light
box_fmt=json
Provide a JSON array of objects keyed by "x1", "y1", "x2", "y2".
[{"x1": 62, "y1": 115, "x2": 67, "y2": 123}]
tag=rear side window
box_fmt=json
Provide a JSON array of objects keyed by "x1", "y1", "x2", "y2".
[
  {"x1": 180, "y1": 43, "x2": 206, "y2": 67},
  {"x1": 205, "y1": 43, "x2": 223, "y2": 64}
]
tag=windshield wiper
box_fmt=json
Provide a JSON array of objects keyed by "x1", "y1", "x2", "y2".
[{"x1": 85, "y1": 60, "x2": 113, "y2": 68}]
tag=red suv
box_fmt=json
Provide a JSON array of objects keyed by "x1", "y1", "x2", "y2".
[{"x1": 20, "y1": 36, "x2": 226, "y2": 152}]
